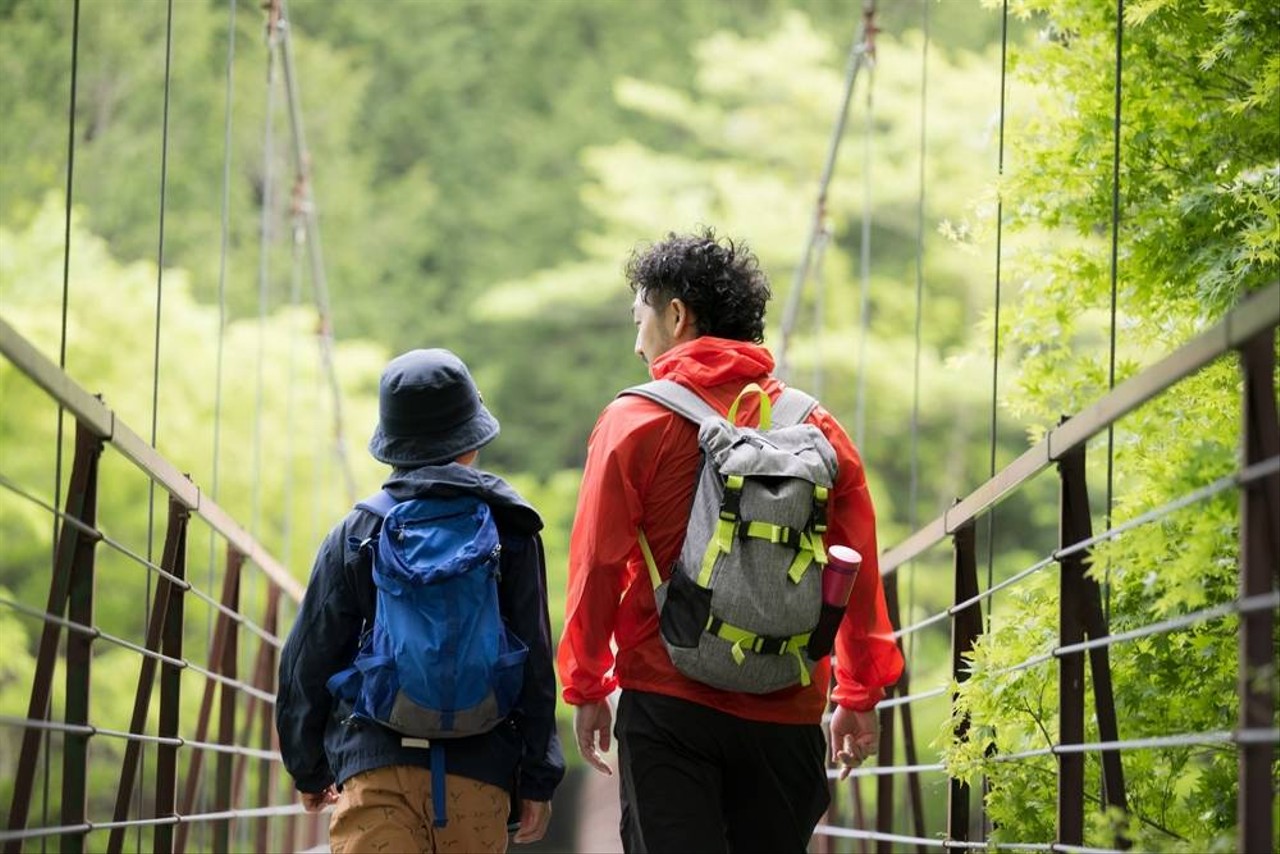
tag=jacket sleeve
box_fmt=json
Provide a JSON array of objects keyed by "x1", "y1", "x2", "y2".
[
  {"x1": 556, "y1": 403, "x2": 648, "y2": 705},
  {"x1": 817, "y1": 410, "x2": 905, "y2": 711},
  {"x1": 275, "y1": 521, "x2": 365, "y2": 793},
  {"x1": 500, "y1": 532, "x2": 566, "y2": 802}
]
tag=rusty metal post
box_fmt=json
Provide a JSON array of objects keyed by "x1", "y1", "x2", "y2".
[
  {"x1": 1061, "y1": 436, "x2": 1129, "y2": 844},
  {"x1": 60, "y1": 427, "x2": 104, "y2": 854},
  {"x1": 256, "y1": 585, "x2": 282, "y2": 854},
  {"x1": 1238, "y1": 332, "x2": 1278, "y2": 854},
  {"x1": 947, "y1": 521, "x2": 982, "y2": 843},
  {"x1": 5, "y1": 422, "x2": 102, "y2": 854},
  {"x1": 174, "y1": 547, "x2": 244, "y2": 853},
  {"x1": 107, "y1": 503, "x2": 189, "y2": 853},
  {"x1": 874, "y1": 569, "x2": 899, "y2": 853},
  {"x1": 210, "y1": 549, "x2": 241, "y2": 854},
  {"x1": 874, "y1": 681, "x2": 895, "y2": 852},
  {"x1": 849, "y1": 776, "x2": 868, "y2": 854},
  {"x1": 1056, "y1": 442, "x2": 1088, "y2": 847},
  {"x1": 153, "y1": 496, "x2": 189, "y2": 853},
  {"x1": 882, "y1": 565, "x2": 927, "y2": 851},
  {"x1": 1079, "y1": 559, "x2": 1128, "y2": 821}
]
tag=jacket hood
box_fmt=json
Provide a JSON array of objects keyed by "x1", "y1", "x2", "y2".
[
  {"x1": 649, "y1": 336, "x2": 775, "y2": 387},
  {"x1": 381, "y1": 463, "x2": 543, "y2": 534}
]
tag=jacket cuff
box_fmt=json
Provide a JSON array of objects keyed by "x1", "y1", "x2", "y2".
[
  {"x1": 833, "y1": 683, "x2": 884, "y2": 712},
  {"x1": 294, "y1": 770, "x2": 335, "y2": 794}
]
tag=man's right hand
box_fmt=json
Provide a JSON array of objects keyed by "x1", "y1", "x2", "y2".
[
  {"x1": 300, "y1": 784, "x2": 339, "y2": 812},
  {"x1": 573, "y1": 700, "x2": 614, "y2": 776}
]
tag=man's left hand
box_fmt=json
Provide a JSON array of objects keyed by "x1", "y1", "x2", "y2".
[
  {"x1": 829, "y1": 705, "x2": 879, "y2": 780},
  {"x1": 512, "y1": 799, "x2": 551, "y2": 844}
]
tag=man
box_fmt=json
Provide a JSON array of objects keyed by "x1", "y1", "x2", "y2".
[
  {"x1": 278, "y1": 348, "x2": 564, "y2": 853},
  {"x1": 557, "y1": 228, "x2": 903, "y2": 853}
]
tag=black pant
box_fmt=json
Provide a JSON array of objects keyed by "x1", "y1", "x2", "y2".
[{"x1": 615, "y1": 690, "x2": 829, "y2": 854}]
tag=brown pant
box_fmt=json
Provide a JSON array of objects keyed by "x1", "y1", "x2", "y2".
[{"x1": 329, "y1": 766, "x2": 510, "y2": 853}]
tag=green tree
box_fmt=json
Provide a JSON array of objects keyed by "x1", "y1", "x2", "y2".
[{"x1": 943, "y1": 1, "x2": 1279, "y2": 849}]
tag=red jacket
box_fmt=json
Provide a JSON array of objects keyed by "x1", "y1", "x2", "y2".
[{"x1": 557, "y1": 337, "x2": 903, "y2": 722}]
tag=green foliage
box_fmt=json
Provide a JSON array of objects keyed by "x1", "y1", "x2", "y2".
[{"x1": 945, "y1": 1, "x2": 1279, "y2": 849}]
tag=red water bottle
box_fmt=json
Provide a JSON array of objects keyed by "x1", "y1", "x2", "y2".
[
  {"x1": 823, "y1": 545, "x2": 861, "y2": 608},
  {"x1": 808, "y1": 545, "x2": 861, "y2": 658}
]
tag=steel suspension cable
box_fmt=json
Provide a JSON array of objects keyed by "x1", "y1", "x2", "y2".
[
  {"x1": 1104, "y1": 0, "x2": 1125, "y2": 623},
  {"x1": 810, "y1": 223, "x2": 832, "y2": 397},
  {"x1": 46, "y1": 3, "x2": 82, "y2": 845},
  {"x1": 252, "y1": 3, "x2": 281, "y2": 541},
  {"x1": 210, "y1": 0, "x2": 238, "y2": 638},
  {"x1": 852, "y1": 39, "x2": 876, "y2": 449},
  {"x1": 907, "y1": 0, "x2": 930, "y2": 664},
  {"x1": 984, "y1": 0, "x2": 1011, "y2": 621},
  {"x1": 284, "y1": 190, "x2": 305, "y2": 574},
  {"x1": 279, "y1": 0, "x2": 358, "y2": 503},
  {"x1": 776, "y1": 0, "x2": 877, "y2": 380},
  {"x1": 201, "y1": 13, "x2": 238, "y2": 839},
  {"x1": 139, "y1": 4, "x2": 176, "y2": 845}
]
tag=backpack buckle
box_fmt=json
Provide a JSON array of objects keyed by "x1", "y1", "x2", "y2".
[
  {"x1": 751, "y1": 635, "x2": 787, "y2": 655},
  {"x1": 720, "y1": 488, "x2": 742, "y2": 520}
]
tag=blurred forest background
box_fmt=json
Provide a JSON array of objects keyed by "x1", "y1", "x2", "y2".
[{"x1": 1, "y1": 0, "x2": 1275, "y2": 850}]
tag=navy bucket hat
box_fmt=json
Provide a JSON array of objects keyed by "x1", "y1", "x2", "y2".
[{"x1": 368, "y1": 349, "x2": 500, "y2": 467}]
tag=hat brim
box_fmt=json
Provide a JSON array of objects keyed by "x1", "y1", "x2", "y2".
[{"x1": 368, "y1": 406, "x2": 500, "y2": 468}]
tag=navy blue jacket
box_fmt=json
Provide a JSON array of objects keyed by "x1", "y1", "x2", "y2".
[{"x1": 276, "y1": 464, "x2": 565, "y2": 803}]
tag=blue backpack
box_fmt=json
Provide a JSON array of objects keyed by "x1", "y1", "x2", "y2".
[{"x1": 326, "y1": 490, "x2": 527, "y2": 824}]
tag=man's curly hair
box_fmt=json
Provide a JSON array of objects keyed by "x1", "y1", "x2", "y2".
[{"x1": 625, "y1": 227, "x2": 772, "y2": 344}]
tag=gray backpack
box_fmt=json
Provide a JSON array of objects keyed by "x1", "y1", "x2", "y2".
[{"x1": 622, "y1": 379, "x2": 840, "y2": 694}]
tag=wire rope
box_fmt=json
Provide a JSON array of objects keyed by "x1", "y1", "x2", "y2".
[
  {"x1": 252, "y1": 6, "x2": 280, "y2": 542},
  {"x1": 890, "y1": 453, "x2": 1278, "y2": 643},
  {"x1": 44, "y1": 3, "x2": 83, "y2": 845},
  {"x1": 907, "y1": 0, "x2": 930, "y2": 666},
  {"x1": 776, "y1": 0, "x2": 877, "y2": 379},
  {"x1": 1103, "y1": 0, "x2": 1125, "y2": 625},
  {"x1": 0, "y1": 474, "x2": 287, "y2": 649},
  {"x1": 210, "y1": 0, "x2": 238, "y2": 649},
  {"x1": 810, "y1": 223, "x2": 831, "y2": 397},
  {"x1": 278, "y1": 0, "x2": 359, "y2": 503},
  {"x1": 202, "y1": 18, "x2": 239, "y2": 842},
  {"x1": 853, "y1": 35, "x2": 875, "y2": 450},
  {"x1": 138, "y1": 4, "x2": 176, "y2": 844},
  {"x1": 983, "y1": 0, "x2": 1011, "y2": 630}
]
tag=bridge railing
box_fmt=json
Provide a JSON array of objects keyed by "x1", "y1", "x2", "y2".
[
  {"x1": 0, "y1": 314, "x2": 325, "y2": 853},
  {"x1": 815, "y1": 281, "x2": 1279, "y2": 854}
]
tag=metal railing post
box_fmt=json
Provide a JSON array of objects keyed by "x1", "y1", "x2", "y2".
[
  {"x1": 108, "y1": 500, "x2": 190, "y2": 853},
  {"x1": 174, "y1": 546, "x2": 244, "y2": 853},
  {"x1": 1238, "y1": 332, "x2": 1278, "y2": 854},
  {"x1": 947, "y1": 520, "x2": 982, "y2": 843},
  {"x1": 153, "y1": 496, "x2": 189, "y2": 853},
  {"x1": 882, "y1": 566, "x2": 927, "y2": 852},
  {"x1": 257, "y1": 585, "x2": 282, "y2": 854},
  {"x1": 211, "y1": 549, "x2": 242, "y2": 854},
  {"x1": 60, "y1": 425, "x2": 104, "y2": 854},
  {"x1": 1056, "y1": 442, "x2": 1088, "y2": 846},
  {"x1": 5, "y1": 421, "x2": 103, "y2": 854}
]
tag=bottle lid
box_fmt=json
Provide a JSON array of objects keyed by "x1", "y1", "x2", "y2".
[{"x1": 828, "y1": 545, "x2": 862, "y2": 569}]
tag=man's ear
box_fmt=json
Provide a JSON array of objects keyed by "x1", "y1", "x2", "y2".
[{"x1": 670, "y1": 297, "x2": 698, "y2": 341}]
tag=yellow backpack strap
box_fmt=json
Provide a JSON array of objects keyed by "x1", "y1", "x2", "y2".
[
  {"x1": 637, "y1": 527, "x2": 663, "y2": 590},
  {"x1": 727, "y1": 382, "x2": 772, "y2": 429}
]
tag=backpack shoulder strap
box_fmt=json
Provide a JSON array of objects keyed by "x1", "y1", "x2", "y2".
[
  {"x1": 355, "y1": 489, "x2": 398, "y2": 518},
  {"x1": 771, "y1": 387, "x2": 819, "y2": 428},
  {"x1": 619, "y1": 379, "x2": 722, "y2": 425}
]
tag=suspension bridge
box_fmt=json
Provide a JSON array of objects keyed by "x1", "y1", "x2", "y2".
[{"x1": 1, "y1": 0, "x2": 1276, "y2": 852}]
